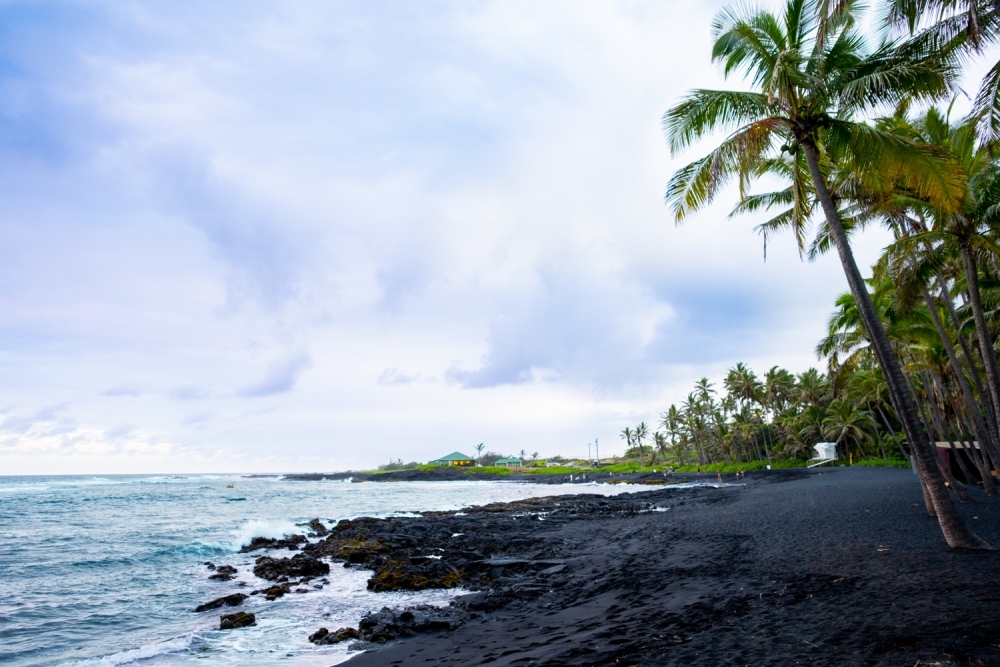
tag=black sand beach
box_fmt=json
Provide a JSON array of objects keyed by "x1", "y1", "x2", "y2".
[{"x1": 330, "y1": 468, "x2": 1000, "y2": 666}]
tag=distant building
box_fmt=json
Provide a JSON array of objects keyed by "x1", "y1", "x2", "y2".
[
  {"x1": 429, "y1": 452, "x2": 475, "y2": 466},
  {"x1": 494, "y1": 457, "x2": 523, "y2": 468}
]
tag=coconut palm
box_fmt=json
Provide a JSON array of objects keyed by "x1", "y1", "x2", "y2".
[
  {"x1": 822, "y1": 397, "x2": 877, "y2": 459},
  {"x1": 664, "y1": 0, "x2": 985, "y2": 547},
  {"x1": 886, "y1": 1, "x2": 1000, "y2": 137},
  {"x1": 475, "y1": 443, "x2": 485, "y2": 465}
]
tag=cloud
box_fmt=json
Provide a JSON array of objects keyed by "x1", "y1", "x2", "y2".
[
  {"x1": 377, "y1": 368, "x2": 424, "y2": 385},
  {"x1": 103, "y1": 386, "x2": 142, "y2": 397},
  {"x1": 0, "y1": 0, "x2": 909, "y2": 473},
  {"x1": 238, "y1": 353, "x2": 312, "y2": 397},
  {"x1": 170, "y1": 385, "x2": 206, "y2": 400}
]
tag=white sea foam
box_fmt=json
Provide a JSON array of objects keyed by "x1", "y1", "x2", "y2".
[
  {"x1": 57, "y1": 634, "x2": 194, "y2": 667},
  {"x1": 228, "y1": 518, "x2": 301, "y2": 552}
]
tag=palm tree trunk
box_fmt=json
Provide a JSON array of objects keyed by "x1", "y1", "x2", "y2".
[
  {"x1": 801, "y1": 140, "x2": 988, "y2": 548},
  {"x1": 936, "y1": 274, "x2": 1000, "y2": 440},
  {"x1": 921, "y1": 375, "x2": 972, "y2": 502},
  {"x1": 931, "y1": 371, "x2": 998, "y2": 496},
  {"x1": 922, "y1": 285, "x2": 1000, "y2": 492},
  {"x1": 960, "y1": 247, "x2": 1000, "y2": 476}
]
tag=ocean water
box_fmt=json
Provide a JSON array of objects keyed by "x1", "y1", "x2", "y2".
[{"x1": 0, "y1": 474, "x2": 643, "y2": 667}]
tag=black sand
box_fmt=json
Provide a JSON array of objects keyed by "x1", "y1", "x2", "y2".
[{"x1": 343, "y1": 467, "x2": 1000, "y2": 666}]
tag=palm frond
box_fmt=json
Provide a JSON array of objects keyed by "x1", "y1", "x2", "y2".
[
  {"x1": 824, "y1": 120, "x2": 965, "y2": 213},
  {"x1": 662, "y1": 90, "x2": 780, "y2": 154}
]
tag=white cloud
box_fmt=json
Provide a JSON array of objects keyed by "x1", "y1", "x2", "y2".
[{"x1": 0, "y1": 0, "x2": 909, "y2": 472}]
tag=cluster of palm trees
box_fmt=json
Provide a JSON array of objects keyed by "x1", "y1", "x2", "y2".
[
  {"x1": 664, "y1": 0, "x2": 1000, "y2": 548},
  {"x1": 628, "y1": 365, "x2": 882, "y2": 469}
]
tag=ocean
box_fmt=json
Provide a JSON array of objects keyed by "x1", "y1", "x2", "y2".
[{"x1": 0, "y1": 474, "x2": 640, "y2": 667}]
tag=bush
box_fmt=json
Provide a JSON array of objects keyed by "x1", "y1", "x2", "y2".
[
  {"x1": 377, "y1": 459, "x2": 421, "y2": 471},
  {"x1": 673, "y1": 459, "x2": 808, "y2": 473},
  {"x1": 854, "y1": 457, "x2": 910, "y2": 468}
]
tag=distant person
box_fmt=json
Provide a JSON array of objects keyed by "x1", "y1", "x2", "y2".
[{"x1": 717, "y1": 473, "x2": 722, "y2": 484}]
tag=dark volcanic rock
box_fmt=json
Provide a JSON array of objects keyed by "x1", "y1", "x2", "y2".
[
  {"x1": 194, "y1": 593, "x2": 248, "y2": 612},
  {"x1": 303, "y1": 518, "x2": 328, "y2": 537},
  {"x1": 309, "y1": 626, "x2": 360, "y2": 644},
  {"x1": 208, "y1": 564, "x2": 237, "y2": 581},
  {"x1": 367, "y1": 559, "x2": 462, "y2": 592},
  {"x1": 219, "y1": 611, "x2": 255, "y2": 629},
  {"x1": 240, "y1": 534, "x2": 307, "y2": 552},
  {"x1": 357, "y1": 605, "x2": 463, "y2": 643},
  {"x1": 251, "y1": 582, "x2": 292, "y2": 600},
  {"x1": 253, "y1": 553, "x2": 330, "y2": 580}
]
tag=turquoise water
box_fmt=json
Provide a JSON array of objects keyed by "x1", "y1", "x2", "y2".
[{"x1": 0, "y1": 475, "x2": 637, "y2": 666}]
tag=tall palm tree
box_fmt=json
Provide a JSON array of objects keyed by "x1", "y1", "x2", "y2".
[
  {"x1": 663, "y1": 0, "x2": 986, "y2": 547},
  {"x1": 886, "y1": 1, "x2": 1000, "y2": 137},
  {"x1": 823, "y1": 397, "x2": 877, "y2": 459},
  {"x1": 475, "y1": 442, "x2": 485, "y2": 465},
  {"x1": 882, "y1": 109, "x2": 1000, "y2": 466}
]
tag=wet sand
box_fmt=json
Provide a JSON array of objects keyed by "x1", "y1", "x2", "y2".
[{"x1": 343, "y1": 467, "x2": 1000, "y2": 666}]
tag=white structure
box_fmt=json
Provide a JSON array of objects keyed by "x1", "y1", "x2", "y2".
[{"x1": 813, "y1": 442, "x2": 838, "y2": 461}]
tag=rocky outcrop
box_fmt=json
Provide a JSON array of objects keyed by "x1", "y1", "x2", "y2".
[
  {"x1": 251, "y1": 582, "x2": 292, "y2": 600},
  {"x1": 219, "y1": 611, "x2": 255, "y2": 629},
  {"x1": 367, "y1": 558, "x2": 463, "y2": 592},
  {"x1": 194, "y1": 593, "x2": 248, "y2": 612},
  {"x1": 252, "y1": 553, "x2": 330, "y2": 580},
  {"x1": 301, "y1": 518, "x2": 328, "y2": 537},
  {"x1": 207, "y1": 564, "x2": 238, "y2": 581},
  {"x1": 308, "y1": 627, "x2": 360, "y2": 644},
  {"x1": 240, "y1": 535, "x2": 307, "y2": 552},
  {"x1": 357, "y1": 605, "x2": 463, "y2": 643}
]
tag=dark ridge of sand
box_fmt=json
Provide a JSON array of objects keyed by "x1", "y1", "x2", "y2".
[{"x1": 344, "y1": 467, "x2": 1000, "y2": 666}]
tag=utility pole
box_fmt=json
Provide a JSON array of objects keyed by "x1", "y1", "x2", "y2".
[
  {"x1": 588, "y1": 442, "x2": 591, "y2": 461},
  {"x1": 595, "y1": 438, "x2": 600, "y2": 465}
]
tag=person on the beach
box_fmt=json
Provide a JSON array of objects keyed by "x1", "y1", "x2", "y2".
[{"x1": 717, "y1": 473, "x2": 722, "y2": 484}]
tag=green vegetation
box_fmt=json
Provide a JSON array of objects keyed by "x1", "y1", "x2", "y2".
[
  {"x1": 464, "y1": 466, "x2": 511, "y2": 476},
  {"x1": 674, "y1": 460, "x2": 809, "y2": 474},
  {"x1": 659, "y1": 0, "x2": 1000, "y2": 547}
]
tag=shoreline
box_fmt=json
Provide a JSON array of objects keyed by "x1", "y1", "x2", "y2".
[{"x1": 291, "y1": 467, "x2": 1000, "y2": 666}]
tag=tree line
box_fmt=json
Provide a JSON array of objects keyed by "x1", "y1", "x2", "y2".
[{"x1": 661, "y1": 0, "x2": 1000, "y2": 547}]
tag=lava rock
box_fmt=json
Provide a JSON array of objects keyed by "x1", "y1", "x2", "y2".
[
  {"x1": 367, "y1": 559, "x2": 462, "y2": 592},
  {"x1": 357, "y1": 605, "x2": 462, "y2": 643},
  {"x1": 195, "y1": 593, "x2": 248, "y2": 612},
  {"x1": 219, "y1": 611, "x2": 255, "y2": 629},
  {"x1": 208, "y1": 565, "x2": 238, "y2": 581},
  {"x1": 309, "y1": 627, "x2": 360, "y2": 644},
  {"x1": 307, "y1": 519, "x2": 328, "y2": 536},
  {"x1": 251, "y1": 582, "x2": 292, "y2": 600},
  {"x1": 253, "y1": 553, "x2": 330, "y2": 580},
  {"x1": 240, "y1": 535, "x2": 307, "y2": 552}
]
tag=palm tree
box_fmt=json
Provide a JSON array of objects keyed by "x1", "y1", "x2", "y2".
[
  {"x1": 664, "y1": 0, "x2": 985, "y2": 547},
  {"x1": 822, "y1": 398, "x2": 876, "y2": 460},
  {"x1": 475, "y1": 443, "x2": 485, "y2": 465},
  {"x1": 620, "y1": 426, "x2": 634, "y2": 459},
  {"x1": 886, "y1": 1, "x2": 1000, "y2": 138},
  {"x1": 634, "y1": 422, "x2": 650, "y2": 462},
  {"x1": 653, "y1": 432, "x2": 669, "y2": 465},
  {"x1": 660, "y1": 405, "x2": 688, "y2": 465}
]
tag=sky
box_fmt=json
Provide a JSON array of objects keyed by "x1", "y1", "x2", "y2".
[{"x1": 0, "y1": 0, "x2": 991, "y2": 474}]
